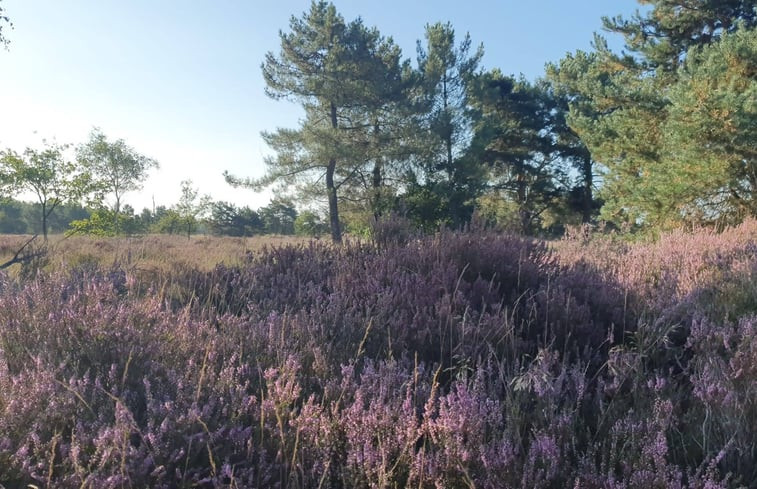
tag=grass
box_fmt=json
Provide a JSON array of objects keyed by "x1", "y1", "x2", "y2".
[{"x1": 0, "y1": 233, "x2": 309, "y2": 274}]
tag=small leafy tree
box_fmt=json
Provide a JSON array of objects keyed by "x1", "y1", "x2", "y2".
[
  {"x1": 174, "y1": 179, "x2": 211, "y2": 239},
  {"x1": 0, "y1": 141, "x2": 85, "y2": 240},
  {"x1": 152, "y1": 209, "x2": 182, "y2": 235},
  {"x1": 77, "y1": 128, "x2": 158, "y2": 235},
  {"x1": 68, "y1": 206, "x2": 144, "y2": 237}
]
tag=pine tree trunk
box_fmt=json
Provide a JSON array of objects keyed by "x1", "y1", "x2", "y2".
[
  {"x1": 372, "y1": 121, "x2": 382, "y2": 220},
  {"x1": 326, "y1": 160, "x2": 341, "y2": 244},
  {"x1": 372, "y1": 161, "x2": 382, "y2": 220},
  {"x1": 582, "y1": 157, "x2": 593, "y2": 223},
  {"x1": 517, "y1": 170, "x2": 529, "y2": 234},
  {"x1": 328, "y1": 102, "x2": 342, "y2": 244},
  {"x1": 443, "y1": 73, "x2": 454, "y2": 179}
]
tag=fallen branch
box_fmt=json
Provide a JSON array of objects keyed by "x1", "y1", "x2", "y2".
[{"x1": 0, "y1": 234, "x2": 44, "y2": 270}]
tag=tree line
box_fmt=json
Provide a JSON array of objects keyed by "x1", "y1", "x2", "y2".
[
  {"x1": 0, "y1": 129, "x2": 156, "y2": 240},
  {"x1": 3, "y1": 1, "x2": 755, "y2": 242},
  {"x1": 0, "y1": 194, "x2": 317, "y2": 239},
  {"x1": 0, "y1": 129, "x2": 320, "y2": 238},
  {"x1": 226, "y1": 0, "x2": 756, "y2": 242}
]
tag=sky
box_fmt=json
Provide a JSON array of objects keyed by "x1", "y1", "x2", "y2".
[{"x1": 0, "y1": 0, "x2": 644, "y2": 212}]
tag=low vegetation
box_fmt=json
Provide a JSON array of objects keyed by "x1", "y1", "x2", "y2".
[{"x1": 1, "y1": 221, "x2": 755, "y2": 487}]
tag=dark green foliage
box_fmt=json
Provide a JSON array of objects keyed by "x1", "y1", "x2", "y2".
[
  {"x1": 403, "y1": 22, "x2": 486, "y2": 230},
  {"x1": 468, "y1": 72, "x2": 567, "y2": 234},
  {"x1": 602, "y1": 0, "x2": 757, "y2": 70},
  {"x1": 416, "y1": 22, "x2": 483, "y2": 178},
  {"x1": 550, "y1": 1, "x2": 757, "y2": 230},
  {"x1": 259, "y1": 198, "x2": 297, "y2": 235},
  {"x1": 208, "y1": 201, "x2": 264, "y2": 237},
  {"x1": 0, "y1": 199, "x2": 89, "y2": 235}
]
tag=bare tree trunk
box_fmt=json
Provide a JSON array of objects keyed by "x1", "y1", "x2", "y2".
[
  {"x1": 372, "y1": 121, "x2": 383, "y2": 220},
  {"x1": 41, "y1": 202, "x2": 48, "y2": 241},
  {"x1": 114, "y1": 195, "x2": 121, "y2": 236}
]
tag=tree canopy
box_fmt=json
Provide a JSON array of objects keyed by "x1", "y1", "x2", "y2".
[
  {"x1": 549, "y1": 1, "x2": 757, "y2": 229},
  {"x1": 0, "y1": 142, "x2": 85, "y2": 239},
  {"x1": 76, "y1": 128, "x2": 158, "y2": 235},
  {"x1": 4, "y1": 0, "x2": 754, "y2": 238}
]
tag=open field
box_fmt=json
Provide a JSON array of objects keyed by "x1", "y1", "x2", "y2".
[
  {"x1": 0, "y1": 234, "x2": 310, "y2": 274},
  {"x1": 1, "y1": 223, "x2": 756, "y2": 488}
]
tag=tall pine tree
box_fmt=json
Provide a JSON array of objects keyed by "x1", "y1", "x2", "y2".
[
  {"x1": 550, "y1": 1, "x2": 757, "y2": 229},
  {"x1": 403, "y1": 22, "x2": 485, "y2": 228},
  {"x1": 226, "y1": 2, "x2": 409, "y2": 242}
]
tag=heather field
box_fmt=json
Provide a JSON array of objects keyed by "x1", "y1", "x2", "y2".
[{"x1": 1, "y1": 223, "x2": 756, "y2": 488}]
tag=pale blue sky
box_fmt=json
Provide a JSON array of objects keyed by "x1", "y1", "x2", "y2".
[{"x1": 0, "y1": 1, "x2": 643, "y2": 211}]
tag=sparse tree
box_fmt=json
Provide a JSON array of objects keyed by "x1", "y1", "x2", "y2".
[
  {"x1": 0, "y1": 141, "x2": 85, "y2": 240},
  {"x1": 174, "y1": 179, "x2": 211, "y2": 239},
  {"x1": 417, "y1": 22, "x2": 483, "y2": 179},
  {"x1": 404, "y1": 22, "x2": 486, "y2": 229},
  {"x1": 77, "y1": 128, "x2": 158, "y2": 235},
  {"x1": 226, "y1": 2, "x2": 409, "y2": 243}
]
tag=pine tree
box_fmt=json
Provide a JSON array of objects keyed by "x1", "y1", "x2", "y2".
[
  {"x1": 550, "y1": 1, "x2": 757, "y2": 229},
  {"x1": 468, "y1": 71, "x2": 566, "y2": 234},
  {"x1": 404, "y1": 22, "x2": 485, "y2": 228},
  {"x1": 226, "y1": 2, "x2": 409, "y2": 243}
]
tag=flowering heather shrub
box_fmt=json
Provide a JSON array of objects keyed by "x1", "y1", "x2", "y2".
[
  {"x1": 559, "y1": 219, "x2": 757, "y2": 321},
  {"x1": 0, "y1": 224, "x2": 753, "y2": 487},
  {"x1": 685, "y1": 315, "x2": 757, "y2": 483}
]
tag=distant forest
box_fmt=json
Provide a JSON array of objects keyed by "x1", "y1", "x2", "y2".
[{"x1": 0, "y1": 197, "x2": 319, "y2": 238}]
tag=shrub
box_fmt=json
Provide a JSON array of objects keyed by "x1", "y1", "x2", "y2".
[{"x1": 1, "y1": 223, "x2": 753, "y2": 487}]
